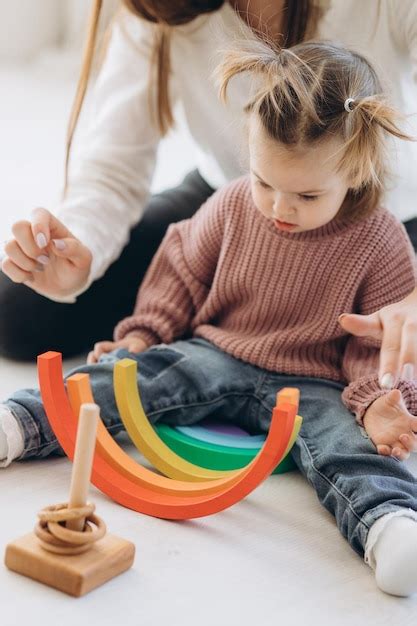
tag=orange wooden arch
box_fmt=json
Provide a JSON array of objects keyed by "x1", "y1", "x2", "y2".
[{"x1": 38, "y1": 351, "x2": 296, "y2": 520}]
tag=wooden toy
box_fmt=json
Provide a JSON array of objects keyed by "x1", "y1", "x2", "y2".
[
  {"x1": 155, "y1": 424, "x2": 297, "y2": 473},
  {"x1": 69, "y1": 364, "x2": 300, "y2": 483},
  {"x1": 175, "y1": 422, "x2": 267, "y2": 447},
  {"x1": 114, "y1": 361, "x2": 300, "y2": 479},
  {"x1": 4, "y1": 403, "x2": 135, "y2": 596},
  {"x1": 66, "y1": 372, "x2": 250, "y2": 497},
  {"x1": 155, "y1": 387, "x2": 300, "y2": 473},
  {"x1": 114, "y1": 358, "x2": 233, "y2": 481},
  {"x1": 58, "y1": 357, "x2": 301, "y2": 500},
  {"x1": 37, "y1": 351, "x2": 298, "y2": 519}
]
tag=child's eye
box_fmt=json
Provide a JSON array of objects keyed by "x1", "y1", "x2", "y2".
[
  {"x1": 299, "y1": 194, "x2": 318, "y2": 202},
  {"x1": 258, "y1": 180, "x2": 271, "y2": 189}
]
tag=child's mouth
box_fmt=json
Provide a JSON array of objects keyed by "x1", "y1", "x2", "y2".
[{"x1": 274, "y1": 219, "x2": 297, "y2": 231}]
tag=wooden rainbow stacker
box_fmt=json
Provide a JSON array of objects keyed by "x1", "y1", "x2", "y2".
[{"x1": 4, "y1": 403, "x2": 135, "y2": 597}]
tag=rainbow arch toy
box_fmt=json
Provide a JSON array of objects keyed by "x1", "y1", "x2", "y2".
[
  {"x1": 37, "y1": 352, "x2": 302, "y2": 520},
  {"x1": 155, "y1": 423, "x2": 297, "y2": 473}
]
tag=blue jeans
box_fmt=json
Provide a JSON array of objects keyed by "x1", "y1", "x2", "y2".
[{"x1": 6, "y1": 337, "x2": 417, "y2": 557}]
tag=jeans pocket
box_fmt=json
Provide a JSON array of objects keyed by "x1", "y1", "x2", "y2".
[{"x1": 138, "y1": 345, "x2": 188, "y2": 379}]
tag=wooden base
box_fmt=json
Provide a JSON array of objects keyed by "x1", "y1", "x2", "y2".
[{"x1": 5, "y1": 532, "x2": 135, "y2": 597}]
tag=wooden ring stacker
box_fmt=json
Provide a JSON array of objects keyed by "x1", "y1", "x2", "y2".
[
  {"x1": 5, "y1": 402, "x2": 135, "y2": 596},
  {"x1": 34, "y1": 502, "x2": 106, "y2": 555}
]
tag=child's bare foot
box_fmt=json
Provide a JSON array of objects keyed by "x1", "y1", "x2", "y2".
[{"x1": 363, "y1": 389, "x2": 417, "y2": 460}]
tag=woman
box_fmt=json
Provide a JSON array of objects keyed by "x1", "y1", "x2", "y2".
[{"x1": 0, "y1": 0, "x2": 416, "y2": 391}]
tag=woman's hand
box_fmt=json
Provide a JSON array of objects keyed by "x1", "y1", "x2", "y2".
[
  {"x1": 87, "y1": 336, "x2": 149, "y2": 364},
  {"x1": 1, "y1": 208, "x2": 92, "y2": 300},
  {"x1": 363, "y1": 389, "x2": 417, "y2": 461},
  {"x1": 339, "y1": 287, "x2": 417, "y2": 388}
]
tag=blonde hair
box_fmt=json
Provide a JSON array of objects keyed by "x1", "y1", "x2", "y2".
[
  {"x1": 65, "y1": 0, "x2": 321, "y2": 193},
  {"x1": 65, "y1": 0, "x2": 104, "y2": 193},
  {"x1": 218, "y1": 39, "x2": 413, "y2": 219}
]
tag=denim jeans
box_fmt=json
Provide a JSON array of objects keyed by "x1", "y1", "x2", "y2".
[{"x1": 5, "y1": 337, "x2": 417, "y2": 557}]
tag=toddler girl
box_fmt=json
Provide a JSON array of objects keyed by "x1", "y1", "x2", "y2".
[{"x1": 1, "y1": 39, "x2": 417, "y2": 596}]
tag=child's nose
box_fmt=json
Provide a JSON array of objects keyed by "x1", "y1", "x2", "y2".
[{"x1": 272, "y1": 195, "x2": 291, "y2": 219}]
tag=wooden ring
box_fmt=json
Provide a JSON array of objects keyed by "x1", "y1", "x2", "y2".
[
  {"x1": 34, "y1": 501, "x2": 106, "y2": 555},
  {"x1": 47, "y1": 515, "x2": 106, "y2": 545},
  {"x1": 37, "y1": 502, "x2": 95, "y2": 523},
  {"x1": 35, "y1": 519, "x2": 93, "y2": 544}
]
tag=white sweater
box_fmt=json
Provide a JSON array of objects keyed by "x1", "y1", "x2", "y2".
[{"x1": 58, "y1": 0, "x2": 417, "y2": 301}]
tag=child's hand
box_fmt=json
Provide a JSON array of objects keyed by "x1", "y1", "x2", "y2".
[
  {"x1": 87, "y1": 336, "x2": 149, "y2": 364},
  {"x1": 363, "y1": 389, "x2": 417, "y2": 461},
  {"x1": 1, "y1": 208, "x2": 92, "y2": 300}
]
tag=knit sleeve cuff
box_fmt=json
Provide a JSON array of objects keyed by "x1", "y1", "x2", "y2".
[
  {"x1": 342, "y1": 375, "x2": 417, "y2": 425},
  {"x1": 113, "y1": 316, "x2": 161, "y2": 347}
]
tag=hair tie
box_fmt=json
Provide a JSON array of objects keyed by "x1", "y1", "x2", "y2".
[
  {"x1": 278, "y1": 49, "x2": 288, "y2": 67},
  {"x1": 344, "y1": 98, "x2": 355, "y2": 113}
]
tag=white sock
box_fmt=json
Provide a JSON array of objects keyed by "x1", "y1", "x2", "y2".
[
  {"x1": 365, "y1": 511, "x2": 417, "y2": 596},
  {"x1": 0, "y1": 405, "x2": 24, "y2": 468},
  {"x1": 0, "y1": 422, "x2": 7, "y2": 460}
]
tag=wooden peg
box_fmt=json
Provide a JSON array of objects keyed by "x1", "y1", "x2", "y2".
[
  {"x1": 67, "y1": 403, "x2": 99, "y2": 531},
  {"x1": 4, "y1": 402, "x2": 135, "y2": 597}
]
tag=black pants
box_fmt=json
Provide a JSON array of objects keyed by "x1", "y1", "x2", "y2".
[
  {"x1": 0, "y1": 174, "x2": 416, "y2": 362},
  {"x1": 0, "y1": 170, "x2": 215, "y2": 361}
]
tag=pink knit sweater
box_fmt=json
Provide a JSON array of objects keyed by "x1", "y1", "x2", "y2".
[{"x1": 115, "y1": 176, "x2": 417, "y2": 422}]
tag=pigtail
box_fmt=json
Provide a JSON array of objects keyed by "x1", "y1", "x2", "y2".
[
  {"x1": 217, "y1": 39, "x2": 323, "y2": 136},
  {"x1": 339, "y1": 96, "x2": 413, "y2": 192}
]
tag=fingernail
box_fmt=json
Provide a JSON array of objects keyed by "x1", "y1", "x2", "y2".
[
  {"x1": 37, "y1": 255, "x2": 49, "y2": 266},
  {"x1": 401, "y1": 363, "x2": 414, "y2": 381},
  {"x1": 338, "y1": 314, "x2": 347, "y2": 322},
  {"x1": 380, "y1": 373, "x2": 394, "y2": 389},
  {"x1": 53, "y1": 239, "x2": 66, "y2": 251},
  {"x1": 36, "y1": 233, "x2": 47, "y2": 248}
]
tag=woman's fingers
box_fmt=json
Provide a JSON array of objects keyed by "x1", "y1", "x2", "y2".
[
  {"x1": 339, "y1": 312, "x2": 402, "y2": 388},
  {"x1": 5, "y1": 219, "x2": 92, "y2": 291},
  {"x1": 30, "y1": 207, "x2": 71, "y2": 249},
  {"x1": 30, "y1": 208, "x2": 52, "y2": 248},
  {"x1": 378, "y1": 314, "x2": 403, "y2": 388},
  {"x1": 11, "y1": 220, "x2": 47, "y2": 262},
  {"x1": 399, "y1": 320, "x2": 417, "y2": 380},
  {"x1": 50, "y1": 237, "x2": 92, "y2": 270},
  {"x1": 339, "y1": 288, "x2": 417, "y2": 387},
  {"x1": 1, "y1": 256, "x2": 34, "y2": 284},
  {"x1": 3, "y1": 238, "x2": 44, "y2": 273},
  {"x1": 14, "y1": 217, "x2": 89, "y2": 270},
  {"x1": 338, "y1": 312, "x2": 382, "y2": 339}
]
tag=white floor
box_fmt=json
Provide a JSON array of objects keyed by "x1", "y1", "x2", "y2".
[{"x1": 1, "y1": 52, "x2": 417, "y2": 625}]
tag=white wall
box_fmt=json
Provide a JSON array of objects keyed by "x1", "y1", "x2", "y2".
[
  {"x1": 0, "y1": 0, "x2": 118, "y2": 62},
  {"x1": 64, "y1": 0, "x2": 119, "y2": 49},
  {"x1": 0, "y1": 0, "x2": 63, "y2": 62}
]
